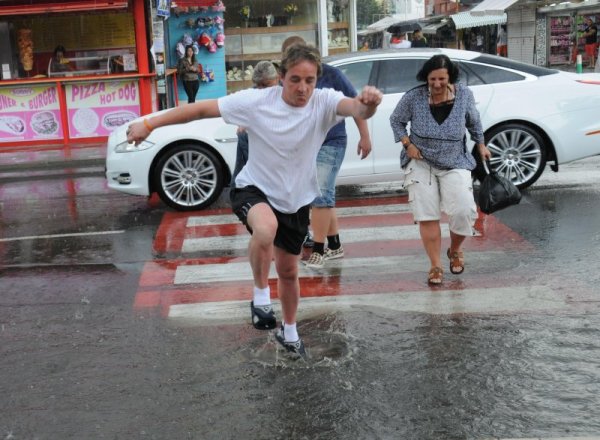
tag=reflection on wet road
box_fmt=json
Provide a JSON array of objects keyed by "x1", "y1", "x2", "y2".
[{"x1": 1, "y1": 161, "x2": 600, "y2": 439}]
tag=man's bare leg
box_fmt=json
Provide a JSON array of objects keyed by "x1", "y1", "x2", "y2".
[
  {"x1": 246, "y1": 203, "x2": 277, "y2": 329},
  {"x1": 246, "y1": 203, "x2": 277, "y2": 289},
  {"x1": 273, "y1": 246, "x2": 301, "y2": 328}
]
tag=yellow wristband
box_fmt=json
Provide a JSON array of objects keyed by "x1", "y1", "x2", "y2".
[{"x1": 143, "y1": 118, "x2": 154, "y2": 132}]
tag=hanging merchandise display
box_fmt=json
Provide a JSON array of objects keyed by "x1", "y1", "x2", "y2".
[
  {"x1": 215, "y1": 32, "x2": 225, "y2": 47},
  {"x1": 174, "y1": 14, "x2": 226, "y2": 60},
  {"x1": 212, "y1": 0, "x2": 225, "y2": 12},
  {"x1": 166, "y1": 0, "x2": 226, "y2": 100},
  {"x1": 548, "y1": 15, "x2": 573, "y2": 65}
]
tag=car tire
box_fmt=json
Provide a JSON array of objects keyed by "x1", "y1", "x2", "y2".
[
  {"x1": 153, "y1": 143, "x2": 224, "y2": 211},
  {"x1": 474, "y1": 123, "x2": 547, "y2": 190}
]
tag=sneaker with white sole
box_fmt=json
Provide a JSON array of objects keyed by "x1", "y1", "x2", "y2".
[
  {"x1": 250, "y1": 301, "x2": 276, "y2": 330},
  {"x1": 274, "y1": 326, "x2": 307, "y2": 360},
  {"x1": 324, "y1": 246, "x2": 344, "y2": 260},
  {"x1": 304, "y1": 251, "x2": 324, "y2": 268}
]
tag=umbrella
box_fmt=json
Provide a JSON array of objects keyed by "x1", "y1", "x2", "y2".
[{"x1": 387, "y1": 20, "x2": 422, "y2": 34}]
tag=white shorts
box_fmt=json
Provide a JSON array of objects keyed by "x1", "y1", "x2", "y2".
[{"x1": 403, "y1": 159, "x2": 477, "y2": 236}]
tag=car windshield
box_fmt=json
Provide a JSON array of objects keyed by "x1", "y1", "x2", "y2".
[{"x1": 472, "y1": 54, "x2": 559, "y2": 77}]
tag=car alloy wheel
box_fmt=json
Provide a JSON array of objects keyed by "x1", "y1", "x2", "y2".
[
  {"x1": 153, "y1": 144, "x2": 224, "y2": 211},
  {"x1": 484, "y1": 123, "x2": 547, "y2": 190}
]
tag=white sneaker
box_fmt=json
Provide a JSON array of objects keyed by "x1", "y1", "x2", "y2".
[
  {"x1": 324, "y1": 246, "x2": 344, "y2": 260},
  {"x1": 304, "y1": 252, "x2": 324, "y2": 268}
]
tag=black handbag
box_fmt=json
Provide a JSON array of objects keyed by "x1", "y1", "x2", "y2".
[{"x1": 478, "y1": 161, "x2": 522, "y2": 214}]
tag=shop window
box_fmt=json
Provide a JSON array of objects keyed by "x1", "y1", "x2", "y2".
[
  {"x1": 223, "y1": 0, "x2": 320, "y2": 94},
  {"x1": 327, "y1": 0, "x2": 350, "y2": 54},
  {"x1": 327, "y1": 0, "x2": 349, "y2": 23},
  {"x1": 225, "y1": 0, "x2": 317, "y2": 28}
]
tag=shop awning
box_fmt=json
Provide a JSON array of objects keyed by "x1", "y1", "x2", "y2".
[
  {"x1": 450, "y1": 11, "x2": 507, "y2": 29},
  {"x1": 0, "y1": 0, "x2": 128, "y2": 15},
  {"x1": 367, "y1": 15, "x2": 405, "y2": 33},
  {"x1": 469, "y1": 0, "x2": 520, "y2": 15},
  {"x1": 358, "y1": 28, "x2": 382, "y2": 36},
  {"x1": 421, "y1": 21, "x2": 449, "y2": 34}
]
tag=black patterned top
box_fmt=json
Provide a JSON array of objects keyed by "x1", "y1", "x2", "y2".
[{"x1": 390, "y1": 82, "x2": 484, "y2": 170}]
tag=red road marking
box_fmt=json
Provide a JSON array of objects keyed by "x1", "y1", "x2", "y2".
[
  {"x1": 134, "y1": 269, "x2": 541, "y2": 315},
  {"x1": 134, "y1": 200, "x2": 533, "y2": 311}
]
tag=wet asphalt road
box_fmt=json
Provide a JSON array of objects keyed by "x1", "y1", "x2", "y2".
[{"x1": 1, "y1": 158, "x2": 600, "y2": 439}]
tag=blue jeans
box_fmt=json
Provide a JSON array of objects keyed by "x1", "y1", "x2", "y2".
[
  {"x1": 312, "y1": 144, "x2": 346, "y2": 208},
  {"x1": 231, "y1": 131, "x2": 248, "y2": 186}
]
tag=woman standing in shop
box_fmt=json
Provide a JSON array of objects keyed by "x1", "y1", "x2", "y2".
[{"x1": 177, "y1": 44, "x2": 201, "y2": 103}]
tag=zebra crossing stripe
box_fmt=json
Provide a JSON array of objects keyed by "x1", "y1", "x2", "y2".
[
  {"x1": 181, "y1": 224, "x2": 451, "y2": 253},
  {"x1": 173, "y1": 251, "x2": 507, "y2": 285},
  {"x1": 137, "y1": 197, "x2": 536, "y2": 312},
  {"x1": 185, "y1": 203, "x2": 412, "y2": 227},
  {"x1": 167, "y1": 285, "x2": 566, "y2": 322}
]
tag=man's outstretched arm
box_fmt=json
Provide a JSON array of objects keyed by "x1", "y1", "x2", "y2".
[
  {"x1": 127, "y1": 99, "x2": 221, "y2": 145},
  {"x1": 336, "y1": 86, "x2": 383, "y2": 121}
]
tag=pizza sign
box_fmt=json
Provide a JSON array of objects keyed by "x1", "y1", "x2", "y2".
[{"x1": 65, "y1": 80, "x2": 141, "y2": 138}]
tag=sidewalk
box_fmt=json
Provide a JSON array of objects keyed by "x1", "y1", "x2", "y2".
[{"x1": 0, "y1": 142, "x2": 106, "y2": 183}]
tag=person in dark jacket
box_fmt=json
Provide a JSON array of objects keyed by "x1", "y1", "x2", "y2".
[
  {"x1": 177, "y1": 45, "x2": 201, "y2": 103},
  {"x1": 583, "y1": 17, "x2": 598, "y2": 68},
  {"x1": 412, "y1": 30, "x2": 428, "y2": 48}
]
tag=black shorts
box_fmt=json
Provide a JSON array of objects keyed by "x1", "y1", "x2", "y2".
[{"x1": 230, "y1": 185, "x2": 309, "y2": 255}]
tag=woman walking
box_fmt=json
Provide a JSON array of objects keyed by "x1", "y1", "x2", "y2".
[
  {"x1": 390, "y1": 54, "x2": 491, "y2": 285},
  {"x1": 177, "y1": 44, "x2": 201, "y2": 103}
]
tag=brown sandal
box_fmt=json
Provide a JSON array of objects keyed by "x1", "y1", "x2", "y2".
[
  {"x1": 428, "y1": 267, "x2": 443, "y2": 285},
  {"x1": 447, "y1": 248, "x2": 465, "y2": 274}
]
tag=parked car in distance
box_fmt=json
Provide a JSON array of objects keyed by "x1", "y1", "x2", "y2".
[{"x1": 106, "y1": 48, "x2": 600, "y2": 211}]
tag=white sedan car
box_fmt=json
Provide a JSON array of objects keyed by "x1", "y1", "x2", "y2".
[{"x1": 106, "y1": 48, "x2": 600, "y2": 211}]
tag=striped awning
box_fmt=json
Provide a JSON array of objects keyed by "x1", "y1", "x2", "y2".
[
  {"x1": 367, "y1": 15, "x2": 406, "y2": 32},
  {"x1": 469, "y1": 0, "x2": 520, "y2": 15},
  {"x1": 421, "y1": 21, "x2": 449, "y2": 34},
  {"x1": 450, "y1": 11, "x2": 507, "y2": 29}
]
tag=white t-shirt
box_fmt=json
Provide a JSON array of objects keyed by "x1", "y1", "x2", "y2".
[
  {"x1": 218, "y1": 86, "x2": 345, "y2": 213},
  {"x1": 390, "y1": 40, "x2": 412, "y2": 49}
]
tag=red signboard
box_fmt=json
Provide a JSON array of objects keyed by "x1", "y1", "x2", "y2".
[{"x1": 172, "y1": 0, "x2": 215, "y2": 7}]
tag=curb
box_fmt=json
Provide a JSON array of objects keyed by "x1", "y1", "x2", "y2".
[
  {"x1": 0, "y1": 158, "x2": 105, "y2": 173},
  {"x1": 0, "y1": 143, "x2": 106, "y2": 182}
]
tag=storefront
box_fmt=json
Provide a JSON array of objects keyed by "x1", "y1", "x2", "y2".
[
  {"x1": 538, "y1": 2, "x2": 600, "y2": 67},
  {"x1": 451, "y1": 11, "x2": 507, "y2": 53},
  {"x1": 158, "y1": 0, "x2": 356, "y2": 98},
  {"x1": 450, "y1": 0, "x2": 536, "y2": 62},
  {"x1": 0, "y1": 0, "x2": 154, "y2": 147},
  {"x1": 421, "y1": 18, "x2": 455, "y2": 48},
  {"x1": 223, "y1": 0, "x2": 355, "y2": 95}
]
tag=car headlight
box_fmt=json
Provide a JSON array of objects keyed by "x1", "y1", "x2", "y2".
[{"x1": 114, "y1": 140, "x2": 155, "y2": 153}]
